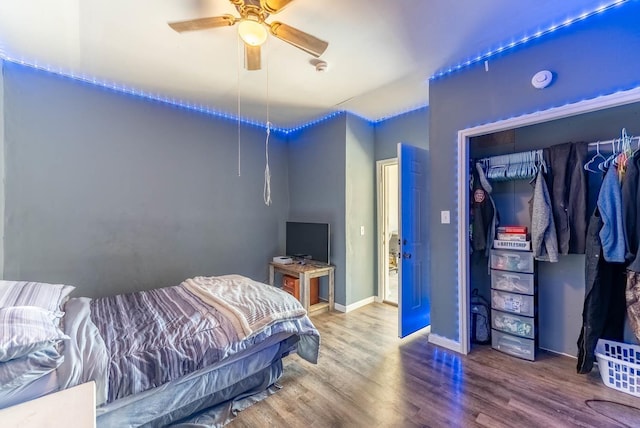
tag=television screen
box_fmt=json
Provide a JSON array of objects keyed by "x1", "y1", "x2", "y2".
[{"x1": 286, "y1": 222, "x2": 330, "y2": 265}]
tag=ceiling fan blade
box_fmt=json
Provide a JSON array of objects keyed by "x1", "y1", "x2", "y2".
[
  {"x1": 270, "y1": 22, "x2": 328, "y2": 57},
  {"x1": 168, "y1": 15, "x2": 236, "y2": 33},
  {"x1": 260, "y1": 0, "x2": 295, "y2": 14},
  {"x1": 245, "y1": 44, "x2": 262, "y2": 71}
]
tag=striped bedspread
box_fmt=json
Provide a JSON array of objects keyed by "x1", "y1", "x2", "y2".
[{"x1": 90, "y1": 276, "x2": 319, "y2": 403}]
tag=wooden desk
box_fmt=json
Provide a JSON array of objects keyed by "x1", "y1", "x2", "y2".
[{"x1": 269, "y1": 262, "x2": 335, "y2": 315}]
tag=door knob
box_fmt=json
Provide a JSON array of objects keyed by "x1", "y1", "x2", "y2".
[{"x1": 402, "y1": 252, "x2": 412, "y2": 259}]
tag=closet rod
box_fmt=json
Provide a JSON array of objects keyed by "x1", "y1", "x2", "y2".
[{"x1": 588, "y1": 136, "x2": 640, "y2": 147}]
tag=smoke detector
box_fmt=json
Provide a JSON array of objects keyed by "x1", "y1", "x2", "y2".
[{"x1": 531, "y1": 70, "x2": 553, "y2": 89}]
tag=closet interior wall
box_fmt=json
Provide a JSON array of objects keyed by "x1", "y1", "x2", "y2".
[{"x1": 469, "y1": 101, "x2": 640, "y2": 357}]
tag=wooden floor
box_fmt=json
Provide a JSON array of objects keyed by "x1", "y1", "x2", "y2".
[{"x1": 231, "y1": 303, "x2": 640, "y2": 427}]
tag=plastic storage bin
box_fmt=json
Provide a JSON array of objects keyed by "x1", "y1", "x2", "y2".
[
  {"x1": 490, "y1": 269, "x2": 535, "y2": 294},
  {"x1": 492, "y1": 310, "x2": 535, "y2": 339},
  {"x1": 491, "y1": 329, "x2": 535, "y2": 361},
  {"x1": 490, "y1": 249, "x2": 535, "y2": 273},
  {"x1": 595, "y1": 339, "x2": 640, "y2": 397},
  {"x1": 491, "y1": 289, "x2": 534, "y2": 317}
]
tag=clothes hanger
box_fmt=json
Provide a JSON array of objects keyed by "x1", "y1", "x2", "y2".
[
  {"x1": 599, "y1": 140, "x2": 618, "y2": 172},
  {"x1": 584, "y1": 141, "x2": 607, "y2": 173}
]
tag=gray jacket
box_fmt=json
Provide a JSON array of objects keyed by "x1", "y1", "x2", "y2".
[{"x1": 531, "y1": 169, "x2": 559, "y2": 262}]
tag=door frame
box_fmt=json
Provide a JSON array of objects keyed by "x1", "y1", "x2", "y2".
[
  {"x1": 456, "y1": 86, "x2": 640, "y2": 355},
  {"x1": 376, "y1": 157, "x2": 398, "y2": 304}
]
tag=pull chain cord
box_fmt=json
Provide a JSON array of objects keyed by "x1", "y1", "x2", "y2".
[
  {"x1": 263, "y1": 38, "x2": 272, "y2": 206},
  {"x1": 264, "y1": 122, "x2": 272, "y2": 205}
]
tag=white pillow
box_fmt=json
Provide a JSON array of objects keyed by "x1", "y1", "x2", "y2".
[
  {"x1": 0, "y1": 306, "x2": 70, "y2": 362},
  {"x1": 0, "y1": 281, "x2": 75, "y2": 316}
]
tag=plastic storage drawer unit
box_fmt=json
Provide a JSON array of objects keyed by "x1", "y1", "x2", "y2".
[
  {"x1": 490, "y1": 249, "x2": 535, "y2": 273},
  {"x1": 492, "y1": 310, "x2": 535, "y2": 339},
  {"x1": 491, "y1": 329, "x2": 535, "y2": 361},
  {"x1": 491, "y1": 289, "x2": 535, "y2": 317},
  {"x1": 490, "y1": 269, "x2": 535, "y2": 295}
]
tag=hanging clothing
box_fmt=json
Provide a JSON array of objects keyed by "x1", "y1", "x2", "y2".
[
  {"x1": 530, "y1": 169, "x2": 558, "y2": 262},
  {"x1": 622, "y1": 150, "x2": 640, "y2": 271},
  {"x1": 576, "y1": 207, "x2": 626, "y2": 374},
  {"x1": 476, "y1": 163, "x2": 498, "y2": 257},
  {"x1": 547, "y1": 142, "x2": 589, "y2": 254},
  {"x1": 626, "y1": 271, "x2": 640, "y2": 341},
  {"x1": 597, "y1": 165, "x2": 626, "y2": 263},
  {"x1": 471, "y1": 164, "x2": 497, "y2": 254}
]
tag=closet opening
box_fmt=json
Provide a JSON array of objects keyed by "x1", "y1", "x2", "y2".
[{"x1": 457, "y1": 87, "x2": 640, "y2": 357}]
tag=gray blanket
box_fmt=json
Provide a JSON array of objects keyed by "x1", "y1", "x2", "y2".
[{"x1": 90, "y1": 279, "x2": 319, "y2": 403}]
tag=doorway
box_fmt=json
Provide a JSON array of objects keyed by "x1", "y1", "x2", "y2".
[
  {"x1": 456, "y1": 86, "x2": 640, "y2": 355},
  {"x1": 376, "y1": 158, "x2": 399, "y2": 305}
]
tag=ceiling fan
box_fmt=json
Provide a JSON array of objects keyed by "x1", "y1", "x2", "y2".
[{"x1": 168, "y1": 0, "x2": 329, "y2": 71}]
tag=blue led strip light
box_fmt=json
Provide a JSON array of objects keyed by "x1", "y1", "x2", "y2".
[
  {"x1": 430, "y1": 0, "x2": 628, "y2": 80},
  {"x1": 1, "y1": 54, "x2": 425, "y2": 133},
  {"x1": 0, "y1": 0, "x2": 628, "y2": 130},
  {"x1": 1, "y1": 56, "x2": 293, "y2": 134}
]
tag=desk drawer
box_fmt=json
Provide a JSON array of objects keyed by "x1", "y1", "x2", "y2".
[
  {"x1": 491, "y1": 289, "x2": 534, "y2": 317},
  {"x1": 283, "y1": 276, "x2": 319, "y2": 305},
  {"x1": 491, "y1": 270, "x2": 535, "y2": 295},
  {"x1": 490, "y1": 249, "x2": 534, "y2": 273}
]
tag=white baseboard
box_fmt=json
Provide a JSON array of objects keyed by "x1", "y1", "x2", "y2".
[
  {"x1": 334, "y1": 296, "x2": 376, "y2": 313},
  {"x1": 539, "y1": 346, "x2": 577, "y2": 359},
  {"x1": 428, "y1": 333, "x2": 464, "y2": 354}
]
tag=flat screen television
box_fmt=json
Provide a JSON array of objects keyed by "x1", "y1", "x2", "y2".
[{"x1": 286, "y1": 222, "x2": 330, "y2": 265}]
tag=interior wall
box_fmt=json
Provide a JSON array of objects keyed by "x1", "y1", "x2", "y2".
[
  {"x1": 374, "y1": 107, "x2": 429, "y2": 161},
  {"x1": 387, "y1": 164, "x2": 398, "y2": 232},
  {"x1": 429, "y1": 1, "x2": 640, "y2": 342},
  {"x1": 287, "y1": 115, "x2": 347, "y2": 305},
  {"x1": 345, "y1": 114, "x2": 375, "y2": 305},
  {"x1": 2, "y1": 62, "x2": 290, "y2": 298}
]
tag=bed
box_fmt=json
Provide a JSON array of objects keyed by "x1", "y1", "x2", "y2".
[{"x1": 0, "y1": 274, "x2": 320, "y2": 427}]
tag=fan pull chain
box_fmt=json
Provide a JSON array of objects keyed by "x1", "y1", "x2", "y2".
[
  {"x1": 264, "y1": 122, "x2": 272, "y2": 206},
  {"x1": 263, "y1": 38, "x2": 272, "y2": 206}
]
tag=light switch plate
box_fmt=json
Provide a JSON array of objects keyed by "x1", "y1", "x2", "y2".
[{"x1": 441, "y1": 210, "x2": 450, "y2": 224}]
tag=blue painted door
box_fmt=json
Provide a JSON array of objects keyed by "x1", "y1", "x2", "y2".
[{"x1": 398, "y1": 143, "x2": 430, "y2": 337}]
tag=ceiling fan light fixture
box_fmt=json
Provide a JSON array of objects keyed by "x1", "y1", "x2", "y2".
[{"x1": 238, "y1": 19, "x2": 268, "y2": 46}]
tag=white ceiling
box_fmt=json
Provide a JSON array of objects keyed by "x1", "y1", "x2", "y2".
[{"x1": 0, "y1": 0, "x2": 613, "y2": 128}]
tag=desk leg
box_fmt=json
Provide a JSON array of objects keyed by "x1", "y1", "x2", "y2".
[
  {"x1": 329, "y1": 269, "x2": 334, "y2": 312},
  {"x1": 269, "y1": 265, "x2": 275, "y2": 287},
  {"x1": 300, "y1": 272, "x2": 310, "y2": 312}
]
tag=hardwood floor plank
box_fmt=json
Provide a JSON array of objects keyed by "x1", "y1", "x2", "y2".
[{"x1": 230, "y1": 303, "x2": 640, "y2": 427}]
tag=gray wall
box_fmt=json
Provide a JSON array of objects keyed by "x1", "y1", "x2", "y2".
[
  {"x1": 345, "y1": 114, "x2": 375, "y2": 304},
  {"x1": 374, "y1": 107, "x2": 429, "y2": 161},
  {"x1": 287, "y1": 115, "x2": 347, "y2": 305},
  {"x1": 2, "y1": 62, "x2": 289, "y2": 298},
  {"x1": 429, "y1": 2, "x2": 640, "y2": 341}
]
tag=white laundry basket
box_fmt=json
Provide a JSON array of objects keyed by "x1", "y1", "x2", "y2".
[{"x1": 595, "y1": 339, "x2": 640, "y2": 397}]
